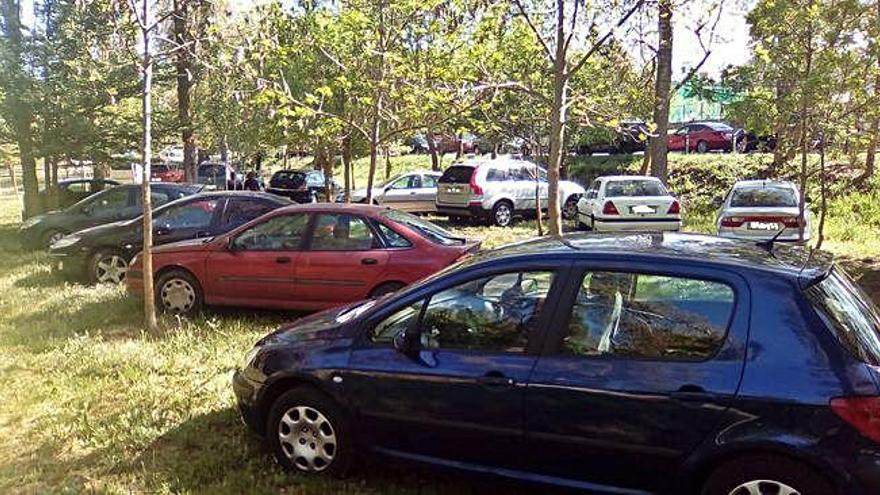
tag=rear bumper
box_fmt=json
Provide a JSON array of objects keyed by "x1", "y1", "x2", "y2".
[
  {"x1": 717, "y1": 229, "x2": 809, "y2": 243},
  {"x1": 266, "y1": 188, "x2": 314, "y2": 204},
  {"x1": 436, "y1": 202, "x2": 485, "y2": 218},
  {"x1": 582, "y1": 212, "x2": 681, "y2": 232}
]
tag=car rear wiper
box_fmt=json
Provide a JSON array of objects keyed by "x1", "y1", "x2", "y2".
[{"x1": 756, "y1": 226, "x2": 787, "y2": 253}]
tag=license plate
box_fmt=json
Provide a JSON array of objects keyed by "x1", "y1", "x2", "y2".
[
  {"x1": 631, "y1": 205, "x2": 656, "y2": 215},
  {"x1": 749, "y1": 221, "x2": 780, "y2": 231}
]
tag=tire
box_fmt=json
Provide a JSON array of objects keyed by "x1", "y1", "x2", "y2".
[
  {"x1": 155, "y1": 269, "x2": 203, "y2": 315},
  {"x1": 266, "y1": 387, "x2": 353, "y2": 477},
  {"x1": 88, "y1": 250, "x2": 130, "y2": 285},
  {"x1": 369, "y1": 281, "x2": 405, "y2": 298},
  {"x1": 491, "y1": 200, "x2": 514, "y2": 227},
  {"x1": 697, "y1": 140, "x2": 709, "y2": 153},
  {"x1": 562, "y1": 196, "x2": 578, "y2": 220},
  {"x1": 702, "y1": 454, "x2": 834, "y2": 495},
  {"x1": 41, "y1": 229, "x2": 66, "y2": 248}
]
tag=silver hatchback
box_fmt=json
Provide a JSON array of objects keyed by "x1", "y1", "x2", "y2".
[{"x1": 716, "y1": 180, "x2": 811, "y2": 242}]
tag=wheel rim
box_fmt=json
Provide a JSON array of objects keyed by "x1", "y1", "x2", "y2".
[
  {"x1": 729, "y1": 480, "x2": 800, "y2": 495},
  {"x1": 564, "y1": 200, "x2": 577, "y2": 219},
  {"x1": 160, "y1": 278, "x2": 196, "y2": 313},
  {"x1": 495, "y1": 204, "x2": 511, "y2": 226},
  {"x1": 95, "y1": 255, "x2": 128, "y2": 284},
  {"x1": 278, "y1": 405, "x2": 337, "y2": 472}
]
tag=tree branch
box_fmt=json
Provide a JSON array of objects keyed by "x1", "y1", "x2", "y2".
[
  {"x1": 567, "y1": 0, "x2": 646, "y2": 79},
  {"x1": 512, "y1": 0, "x2": 555, "y2": 63}
]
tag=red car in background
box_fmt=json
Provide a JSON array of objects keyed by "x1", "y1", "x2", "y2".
[
  {"x1": 127, "y1": 204, "x2": 480, "y2": 315},
  {"x1": 151, "y1": 163, "x2": 185, "y2": 183},
  {"x1": 667, "y1": 122, "x2": 744, "y2": 153}
]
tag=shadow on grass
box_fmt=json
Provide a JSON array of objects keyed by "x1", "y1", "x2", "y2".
[{"x1": 129, "y1": 408, "x2": 571, "y2": 495}]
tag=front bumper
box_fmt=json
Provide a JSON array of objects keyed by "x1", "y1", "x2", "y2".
[
  {"x1": 48, "y1": 251, "x2": 89, "y2": 280},
  {"x1": 232, "y1": 369, "x2": 265, "y2": 435}
]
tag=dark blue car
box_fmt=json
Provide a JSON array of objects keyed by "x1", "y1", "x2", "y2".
[{"x1": 233, "y1": 232, "x2": 880, "y2": 494}]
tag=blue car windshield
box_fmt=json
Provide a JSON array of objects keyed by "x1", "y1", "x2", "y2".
[{"x1": 807, "y1": 267, "x2": 880, "y2": 365}]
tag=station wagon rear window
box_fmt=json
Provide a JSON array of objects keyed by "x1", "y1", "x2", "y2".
[
  {"x1": 605, "y1": 180, "x2": 668, "y2": 198},
  {"x1": 730, "y1": 187, "x2": 798, "y2": 207},
  {"x1": 807, "y1": 268, "x2": 880, "y2": 366},
  {"x1": 439, "y1": 166, "x2": 475, "y2": 184}
]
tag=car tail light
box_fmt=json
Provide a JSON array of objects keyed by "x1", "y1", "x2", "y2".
[
  {"x1": 781, "y1": 216, "x2": 803, "y2": 228},
  {"x1": 667, "y1": 200, "x2": 680, "y2": 215},
  {"x1": 720, "y1": 216, "x2": 744, "y2": 227},
  {"x1": 602, "y1": 201, "x2": 619, "y2": 215},
  {"x1": 469, "y1": 169, "x2": 483, "y2": 196},
  {"x1": 831, "y1": 396, "x2": 880, "y2": 444}
]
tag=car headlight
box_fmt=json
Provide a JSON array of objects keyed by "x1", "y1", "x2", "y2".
[
  {"x1": 240, "y1": 346, "x2": 261, "y2": 369},
  {"x1": 51, "y1": 235, "x2": 80, "y2": 249},
  {"x1": 20, "y1": 215, "x2": 44, "y2": 229}
]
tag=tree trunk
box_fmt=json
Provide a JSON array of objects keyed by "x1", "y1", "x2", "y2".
[
  {"x1": 797, "y1": 14, "x2": 814, "y2": 243},
  {"x1": 545, "y1": 0, "x2": 568, "y2": 238},
  {"x1": 323, "y1": 146, "x2": 334, "y2": 202},
  {"x1": 427, "y1": 128, "x2": 440, "y2": 171},
  {"x1": 456, "y1": 132, "x2": 464, "y2": 159},
  {"x1": 648, "y1": 0, "x2": 673, "y2": 183},
  {"x1": 535, "y1": 163, "x2": 544, "y2": 236},
  {"x1": 342, "y1": 135, "x2": 352, "y2": 202},
  {"x1": 384, "y1": 146, "x2": 392, "y2": 180},
  {"x1": 864, "y1": 2, "x2": 880, "y2": 182},
  {"x1": 220, "y1": 135, "x2": 229, "y2": 163},
  {"x1": 141, "y1": 0, "x2": 158, "y2": 333},
  {"x1": 366, "y1": 119, "x2": 379, "y2": 204},
  {"x1": 49, "y1": 156, "x2": 59, "y2": 210},
  {"x1": 816, "y1": 135, "x2": 827, "y2": 249},
  {"x1": 173, "y1": 0, "x2": 197, "y2": 182}
]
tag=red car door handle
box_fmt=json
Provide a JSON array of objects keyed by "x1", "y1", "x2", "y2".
[
  {"x1": 361, "y1": 258, "x2": 378, "y2": 265},
  {"x1": 275, "y1": 256, "x2": 291, "y2": 264}
]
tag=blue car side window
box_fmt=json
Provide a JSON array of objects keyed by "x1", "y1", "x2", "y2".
[{"x1": 564, "y1": 271, "x2": 734, "y2": 360}]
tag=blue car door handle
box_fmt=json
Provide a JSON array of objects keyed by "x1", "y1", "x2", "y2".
[{"x1": 671, "y1": 385, "x2": 714, "y2": 402}]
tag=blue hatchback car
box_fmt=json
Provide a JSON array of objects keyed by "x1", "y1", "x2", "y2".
[{"x1": 233, "y1": 232, "x2": 880, "y2": 494}]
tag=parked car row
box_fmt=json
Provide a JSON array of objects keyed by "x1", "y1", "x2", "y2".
[{"x1": 19, "y1": 163, "x2": 848, "y2": 494}]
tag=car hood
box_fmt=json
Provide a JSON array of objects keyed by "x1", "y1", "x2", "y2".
[
  {"x1": 74, "y1": 219, "x2": 132, "y2": 238},
  {"x1": 259, "y1": 303, "x2": 366, "y2": 345}
]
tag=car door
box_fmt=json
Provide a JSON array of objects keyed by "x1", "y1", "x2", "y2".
[
  {"x1": 293, "y1": 213, "x2": 389, "y2": 305},
  {"x1": 379, "y1": 175, "x2": 417, "y2": 211},
  {"x1": 524, "y1": 260, "x2": 749, "y2": 492},
  {"x1": 205, "y1": 213, "x2": 309, "y2": 306},
  {"x1": 77, "y1": 186, "x2": 137, "y2": 230},
  {"x1": 345, "y1": 263, "x2": 565, "y2": 469},
  {"x1": 668, "y1": 126, "x2": 688, "y2": 151},
  {"x1": 152, "y1": 197, "x2": 223, "y2": 245},
  {"x1": 413, "y1": 174, "x2": 438, "y2": 212}
]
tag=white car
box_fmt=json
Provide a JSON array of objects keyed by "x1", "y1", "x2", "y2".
[
  {"x1": 576, "y1": 175, "x2": 681, "y2": 232},
  {"x1": 435, "y1": 158, "x2": 585, "y2": 227},
  {"x1": 346, "y1": 171, "x2": 442, "y2": 213},
  {"x1": 716, "y1": 180, "x2": 811, "y2": 242}
]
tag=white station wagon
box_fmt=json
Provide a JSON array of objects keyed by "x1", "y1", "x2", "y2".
[{"x1": 576, "y1": 175, "x2": 681, "y2": 232}]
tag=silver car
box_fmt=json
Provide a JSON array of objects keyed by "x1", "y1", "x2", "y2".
[
  {"x1": 716, "y1": 180, "x2": 811, "y2": 242},
  {"x1": 345, "y1": 171, "x2": 441, "y2": 213}
]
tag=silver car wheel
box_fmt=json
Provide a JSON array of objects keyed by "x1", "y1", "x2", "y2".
[
  {"x1": 95, "y1": 255, "x2": 128, "y2": 284},
  {"x1": 563, "y1": 198, "x2": 578, "y2": 220},
  {"x1": 729, "y1": 480, "x2": 800, "y2": 495},
  {"x1": 160, "y1": 277, "x2": 196, "y2": 313},
  {"x1": 494, "y1": 203, "x2": 512, "y2": 226},
  {"x1": 278, "y1": 405, "x2": 337, "y2": 472}
]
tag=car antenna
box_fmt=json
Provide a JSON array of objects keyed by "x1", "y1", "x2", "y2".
[{"x1": 756, "y1": 226, "x2": 787, "y2": 253}]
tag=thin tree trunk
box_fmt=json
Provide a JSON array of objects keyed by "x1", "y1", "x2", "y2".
[
  {"x1": 864, "y1": 2, "x2": 880, "y2": 182},
  {"x1": 342, "y1": 135, "x2": 352, "y2": 203},
  {"x1": 545, "y1": 0, "x2": 568, "y2": 238},
  {"x1": 797, "y1": 14, "x2": 814, "y2": 243},
  {"x1": 648, "y1": 0, "x2": 673, "y2": 183},
  {"x1": 141, "y1": 0, "x2": 158, "y2": 332},
  {"x1": 7, "y1": 163, "x2": 16, "y2": 193},
  {"x1": 535, "y1": 163, "x2": 544, "y2": 236},
  {"x1": 384, "y1": 146, "x2": 392, "y2": 180},
  {"x1": 173, "y1": 0, "x2": 197, "y2": 182},
  {"x1": 427, "y1": 128, "x2": 440, "y2": 171},
  {"x1": 323, "y1": 146, "x2": 334, "y2": 202},
  {"x1": 816, "y1": 135, "x2": 827, "y2": 249},
  {"x1": 366, "y1": 121, "x2": 379, "y2": 204}
]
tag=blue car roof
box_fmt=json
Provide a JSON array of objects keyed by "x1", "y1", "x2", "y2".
[{"x1": 471, "y1": 232, "x2": 833, "y2": 286}]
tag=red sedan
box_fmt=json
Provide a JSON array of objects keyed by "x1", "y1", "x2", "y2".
[
  {"x1": 127, "y1": 204, "x2": 479, "y2": 314},
  {"x1": 151, "y1": 163, "x2": 185, "y2": 183},
  {"x1": 667, "y1": 122, "x2": 739, "y2": 153}
]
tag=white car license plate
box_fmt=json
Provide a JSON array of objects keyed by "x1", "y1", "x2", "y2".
[
  {"x1": 631, "y1": 205, "x2": 656, "y2": 215},
  {"x1": 748, "y1": 221, "x2": 780, "y2": 231}
]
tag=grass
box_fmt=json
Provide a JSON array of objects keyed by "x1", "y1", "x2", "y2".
[{"x1": 1, "y1": 151, "x2": 879, "y2": 493}]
